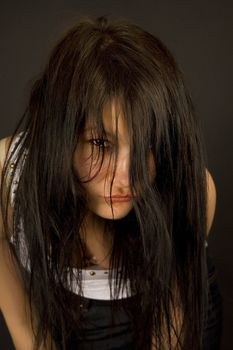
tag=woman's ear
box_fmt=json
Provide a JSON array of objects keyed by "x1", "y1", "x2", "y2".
[{"x1": 205, "y1": 168, "x2": 217, "y2": 237}]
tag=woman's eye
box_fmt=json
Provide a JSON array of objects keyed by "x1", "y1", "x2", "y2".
[{"x1": 89, "y1": 138, "x2": 110, "y2": 148}]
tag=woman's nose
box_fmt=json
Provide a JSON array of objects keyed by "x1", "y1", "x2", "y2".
[{"x1": 113, "y1": 149, "x2": 130, "y2": 188}]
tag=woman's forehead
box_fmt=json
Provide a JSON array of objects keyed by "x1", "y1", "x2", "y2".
[{"x1": 85, "y1": 99, "x2": 129, "y2": 140}]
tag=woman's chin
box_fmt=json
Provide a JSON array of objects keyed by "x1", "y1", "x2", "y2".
[{"x1": 90, "y1": 203, "x2": 133, "y2": 220}]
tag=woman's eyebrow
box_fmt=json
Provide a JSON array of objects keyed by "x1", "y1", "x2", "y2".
[{"x1": 83, "y1": 127, "x2": 118, "y2": 139}]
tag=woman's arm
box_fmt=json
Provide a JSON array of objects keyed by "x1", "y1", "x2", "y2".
[
  {"x1": 0, "y1": 238, "x2": 56, "y2": 350},
  {"x1": 0, "y1": 137, "x2": 56, "y2": 350}
]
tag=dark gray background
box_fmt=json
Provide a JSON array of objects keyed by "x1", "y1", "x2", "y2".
[{"x1": 0, "y1": 1, "x2": 232, "y2": 349}]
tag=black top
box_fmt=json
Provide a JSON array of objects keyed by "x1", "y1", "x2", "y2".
[{"x1": 52, "y1": 247, "x2": 222, "y2": 350}]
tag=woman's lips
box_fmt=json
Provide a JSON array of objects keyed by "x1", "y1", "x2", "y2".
[{"x1": 101, "y1": 195, "x2": 133, "y2": 202}]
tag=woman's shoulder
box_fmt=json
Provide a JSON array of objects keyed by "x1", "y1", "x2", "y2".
[
  {"x1": 0, "y1": 135, "x2": 15, "y2": 189},
  {"x1": 205, "y1": 168, "x2": 217, "y2": 237},
  {"x1": 0, "y1": 133, "x2": 25, "y2": 210},
  {"x1": 0, "y1": 135, "x2": 12, "y2": 166},
  {"x1": 0, "y1": 134, "x2": 23, "y2": 167},
  {"x1": 0, "y1": 132, "x2": 27, "y2": 171},
  {"x1": 0, "y1": 136, "x2": 15, "y2": 241}
]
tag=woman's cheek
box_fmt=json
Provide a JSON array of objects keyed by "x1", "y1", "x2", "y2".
[
  {"x1": 74, "y1": 156, "x2": 106, "y2": 182},
  {"x1": 74, "y1": 143, "x2": 112, "y2": 181}
]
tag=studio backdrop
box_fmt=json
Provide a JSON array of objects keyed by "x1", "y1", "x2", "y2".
[{"x1": 0, "y1": 1, "x2": 232, "y2": 349}]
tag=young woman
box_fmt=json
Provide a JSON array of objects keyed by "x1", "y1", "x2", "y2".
[{"x1": 0, "y1": 15, "x2": 222, "y2": 350}]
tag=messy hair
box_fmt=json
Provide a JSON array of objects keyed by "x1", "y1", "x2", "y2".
[{"x1": 1, "y1": 15, "x2": 208, "y2": 349}]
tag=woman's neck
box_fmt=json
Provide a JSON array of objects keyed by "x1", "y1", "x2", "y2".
[
  {"x1": 80, "y1": 212, "x2": 109, "y2": 242},
  {"x1": 79, "y1": 212, "x2": 114, "y2": 268}
]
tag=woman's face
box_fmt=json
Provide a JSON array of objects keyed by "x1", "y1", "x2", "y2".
[{"x1": 73, "y1": 101, "x2": 156, "y2": 220}]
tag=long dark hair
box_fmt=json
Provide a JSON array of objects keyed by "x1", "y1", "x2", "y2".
[{"x1": 1, "y1": 15, "x2": 209, "y2": 349}]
